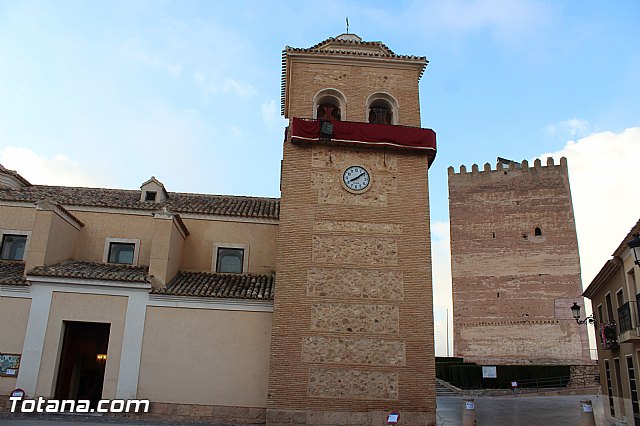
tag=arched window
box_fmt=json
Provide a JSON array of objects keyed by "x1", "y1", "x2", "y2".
[
  {"x1": 368, "y1": 99, "x2": 393, "y2": 124},
  {"x1": 365, "y1": 92, "x2": 398, "y2": 125},
  {"x1": 313, "y1": 89, "x2": 347, "y2": 121},
  {"x1": 535, "y1": 227, "x2": 542, "y2": 236},
  {"x1": 316, "y1": 102, "x2": 341, "y2": 121}
]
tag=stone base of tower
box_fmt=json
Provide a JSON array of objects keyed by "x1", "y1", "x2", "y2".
[{"x1": 266, "y1": 408, "x2": 435, "y2": 425}]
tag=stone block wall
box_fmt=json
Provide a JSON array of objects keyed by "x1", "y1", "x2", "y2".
[{"x1": 448, "y1": 158, "x2": 591, "y2": 365}]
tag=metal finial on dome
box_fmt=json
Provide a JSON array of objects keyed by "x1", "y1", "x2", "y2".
[{"x1": 346, "y1": 17, "x2": 349, "y2": 34}]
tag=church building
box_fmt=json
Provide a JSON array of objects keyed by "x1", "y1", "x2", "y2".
[{"x1": 0, "y1": 33, "x2": 438, "y2": 425}]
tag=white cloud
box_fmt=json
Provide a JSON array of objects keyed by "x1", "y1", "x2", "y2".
[
  {"x1": 432, "y1": 219, "x2": 453, "y2": 310},
  {"x1": 545, "y1": 118, "x2": 591, "y2": 139},
  {"x1": 435, "y1": 0, "x2": 548, "y2": 33},
  {"x1": 121, "y1": 37, "x2": 182, "y2": 76},
  {"x1": 399, "y1": 0, "x2": 554, "y2": 44},
  {"x1": 230, "y1": 126, "x2": 242, "y2": 140},
  {"x1": 0, "y1": 147, "x2": 109, "y2": 187},
  {"x1": 539, "y1": 127, "x2": 640, "y2": 286},
  {"x1": 432, "y1": 219, "x2": 453, "y2": 356},
  {"x1": 193, "y1": 71, "x2": 255, "y2": 99},
  {"x1": 261, "y1": 99, "x2": 286, "y2": 129}
]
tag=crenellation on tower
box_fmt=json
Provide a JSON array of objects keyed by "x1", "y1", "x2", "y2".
[
  {"x1": 448, "y1": 155, "x2": 590, "y2": 366},
  {"x1": 449, "y1": 156, "x2": 568, "y2": 177}
]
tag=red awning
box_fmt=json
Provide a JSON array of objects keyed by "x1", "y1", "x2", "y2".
[{"x1": 289, "y1": 118, "x2": 437, "y2": 156}]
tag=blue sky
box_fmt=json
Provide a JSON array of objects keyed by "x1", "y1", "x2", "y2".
[{"x1": 1, "y1": 0, "x2": 639, "y2": 355}]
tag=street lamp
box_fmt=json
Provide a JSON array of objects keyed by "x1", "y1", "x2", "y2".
[
  {"x1": 571, "y1": 302, "x2": 595, "y2": 325},
  {"x1": 628, "y1": 233, "x2": 640, "y2": 266}
]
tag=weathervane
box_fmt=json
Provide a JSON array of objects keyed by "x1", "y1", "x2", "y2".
[{"x1": 346, "y1": 17, "x2": 349, "y2": 34}]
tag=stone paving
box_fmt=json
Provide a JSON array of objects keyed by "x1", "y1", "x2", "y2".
[
  {"x1": 436, "y1": 394, "x2": 609, "y2": 426},
  {"x1": 0, "y1": 412, "x2": 233, "y2": 425}
]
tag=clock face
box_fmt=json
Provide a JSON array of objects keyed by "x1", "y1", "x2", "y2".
[{"x1": 343, "y1": 166, "x2": 371, "y2": 192}]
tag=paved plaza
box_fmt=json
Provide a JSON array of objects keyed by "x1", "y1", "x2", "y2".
[
  {"x1": 437, "y1": 394, "x2": 608, "y2": 425},
  {"x1": 0, "y1": 394, "x2": 611, "y2": 425}
]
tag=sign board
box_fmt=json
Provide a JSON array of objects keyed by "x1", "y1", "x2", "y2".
[
  {"x1": 387, "y1": 411, "x2": 399, "y2": 424},
  {"x1": 10, "y1": 388, "x2": 25, "y2": 399},
  {"x1": 511, "y1": 381, "x2": 518, "y2": 388},
  {"x1": 0, "y1": 353, "x2": 21, "y2": 377},
  {"x1": 465, "y1": 401, "x2": 475, "y2": 410},
  {"x1": 482, "y1": 366, "x2": 497, "y2": 378}
]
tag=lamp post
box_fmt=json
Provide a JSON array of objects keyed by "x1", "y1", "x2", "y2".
[
  {"x1": 628, "y1": 233, "x2": 640, "y2": 266},
  {"x1": 571, "y1": 302, "x2": 595, "y2": 325}
]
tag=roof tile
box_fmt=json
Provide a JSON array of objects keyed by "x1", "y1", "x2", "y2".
[
  {"x1": 28, "y1": 260, "x2": 151, "y2": 283},
  {"x1": 0, "y1": 261, "x2": 27, "y2": 286},
  {"x1": 0, "y1": 186, "x2": 280, "y2": 220},
  {"x1": 153, "y1": 271, "x2": 274, "y2": 300}
]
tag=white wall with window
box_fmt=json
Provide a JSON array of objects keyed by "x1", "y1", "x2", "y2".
[
  {"x1": 102, "y1": 238, "x2": 141, "y2": 266},
  {"x1": 0, "y1": 230, "x2": 31, "y2": 261},
  {"x1": 212, "y1": 243, "x2": 249, "y2": 274}
]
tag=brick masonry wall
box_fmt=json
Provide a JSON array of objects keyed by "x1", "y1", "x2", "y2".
[
  {"x1": 448, "y1": 158, "x2": 591, "y2": 365},
  {"x1": 268, "y1": 142, "x2": 435, "y2": 424},
  {"x1": 286, "y1": 59, "x2": 422, "y2": 127}
]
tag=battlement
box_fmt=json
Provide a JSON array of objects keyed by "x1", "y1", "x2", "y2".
[{"x1": 448, "y1": 156, "x2": 567, "y2": 176}]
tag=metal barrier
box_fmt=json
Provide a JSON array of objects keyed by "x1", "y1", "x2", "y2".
[{"x1": 513, "y1": 371, "x2": 598, "y2": 393}]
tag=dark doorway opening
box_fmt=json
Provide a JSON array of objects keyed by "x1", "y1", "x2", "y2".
[{"x1": 54, "y1": 321, "x2": 110, "y2": 408}]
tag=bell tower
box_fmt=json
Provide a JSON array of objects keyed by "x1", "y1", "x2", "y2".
[{"x1": 269, "y1": 34, "x2": 437, "y2": 425}]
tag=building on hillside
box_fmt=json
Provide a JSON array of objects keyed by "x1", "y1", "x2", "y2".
[
  {"x1": 0, "y1": 33, "x2": 438, "y2": 425},
  {"x1": 583, "y1": 219, "x2": 640, "y2": 426},
  {"x1": 448, "y1": 157, "x2": 591, "y2": 366}
]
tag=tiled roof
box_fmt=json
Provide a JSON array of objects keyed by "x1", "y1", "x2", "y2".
[
  {"x1": 0, "y1": 164, "x2": 31, "y2": 187},
  {"x1": 153, "y1": 271, "x2": 274, "y2": 301},
  {"x1": 613, "y1": 218, "x2": 640, "y2": 257},
  {"x1": 0, "y1": 185, "x2": 280, "y2": 220},
  {"x1": 0, "y1": 261, "x2": 27, "y2": 286},
  {"x1": 28, "y1": 260, "x2": 151, "y2": 283},
  {"x1": 287, "y1": 34, "x2": 428, "y2": 61}
]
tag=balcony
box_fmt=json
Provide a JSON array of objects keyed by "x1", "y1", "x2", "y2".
[
  {"x1": 618, "y1": 301, "x2": 640, "y2": 343},
  {"x1": 602, "y1": 322, "x2": 619, "y2": 349},
  {"x1": 288, "y1": 118, "x2": 437, "y2": 165}
]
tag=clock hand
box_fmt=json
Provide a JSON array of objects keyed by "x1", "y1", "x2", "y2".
[{"x1": 349, "y1": 172, "x2": 365, "y2": 182}]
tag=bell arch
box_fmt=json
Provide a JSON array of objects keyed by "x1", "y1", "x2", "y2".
[
  {"x1": 312, "y1": 88, "x2": 347, "y2": 121},
  {"x1": 365, "y1": 92, "x2": 399, "y2": 125}
]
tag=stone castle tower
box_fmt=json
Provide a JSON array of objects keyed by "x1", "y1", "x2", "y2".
[
  {"x1": 268, "y1": 34, "x2": 438, "y2": 424},
  {"x1": 448, "y1": 158, "x2": 591, "y2": 365}
]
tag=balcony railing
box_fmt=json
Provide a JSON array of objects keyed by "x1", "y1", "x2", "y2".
[
  {"x1": 619, "y1": 302, "x2": 633, "y2": 333},
  {"x1": 613, "y1": 300, "x2": 640, "y2": 343},
  {"x1": 288, "y1": 118, "x2": 437, "y2": 163}
]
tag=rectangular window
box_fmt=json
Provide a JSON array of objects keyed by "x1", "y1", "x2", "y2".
[
  {"x1": 620, "y1": 302, "x2": 633, "y2": 333},
  {"x1": 606, "y1": 293, "x2": 615, "y2": 323},
  {"x1": 144, "y1": 191, "x2": 157, "y2": 202},
  {"x1": 605, "y1": 359, "x2": 615, "y2": 417},
  {"x1": 0, "y1": 234, "x2": 27, "y2": 261},
  {"x1": 627, "y1": 356, "x2": 639, "y2": 417},
  {"x1": 108, "y1": 242, "x2": 135, "y2": 265},
  {"x1": 598, "y1": 304, "x2": 604, "y2": 326},
  {"x1": 216, "y1": 248, "x2": 244, "y2": 274},
  {"x1": 630, "y1": 270, "x2": 639, "y2": 298}
]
